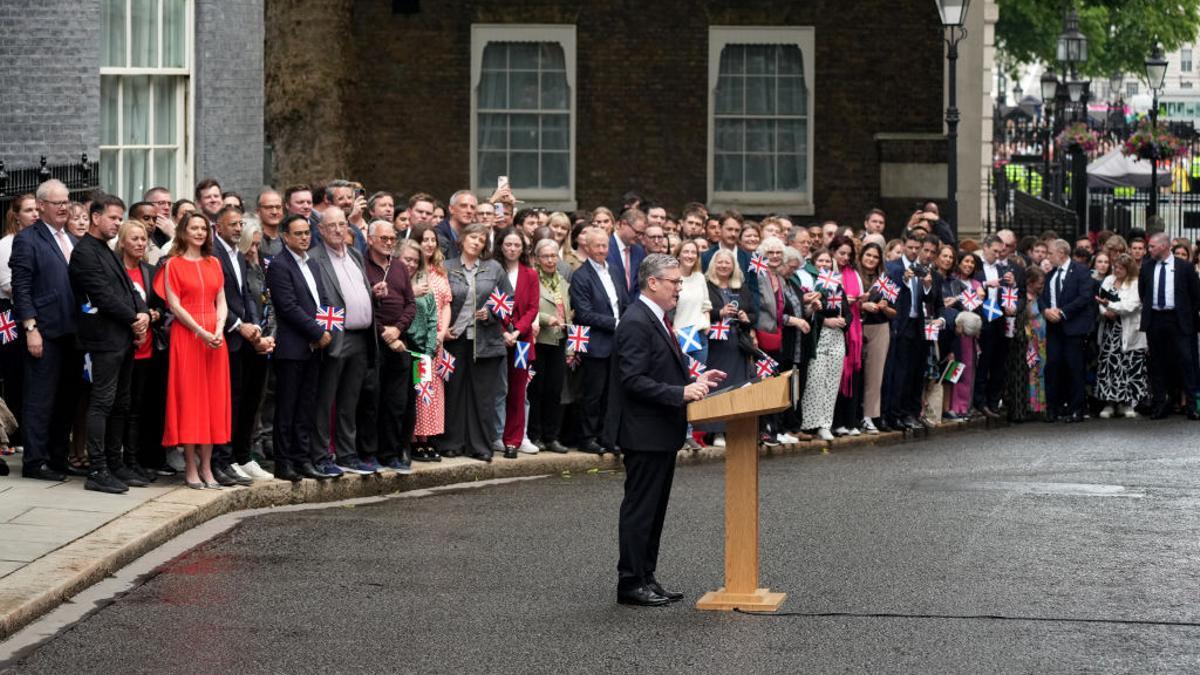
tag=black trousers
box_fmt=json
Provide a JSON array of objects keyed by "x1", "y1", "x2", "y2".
[
  {"x1": 236, "y1": 350, "x2": 270, "y2": 463},
  {"x1": 214, "y1": 343, "x2": 247, "y2": 468},
  {"x1": 527, "y1": 342, "x2": 565, "y2": 442},
  {"x1": 882, "y1": 330, "x2": 924, "y2": 422},
  {"x1": 1045, "y1": 326, "x2": 1086, "y2": 416},
  {"x1": 273, "y1": 354, "x2": 321, "y2": 468},
  {"x1": 579, "y1": 355, "x2": 610, "y2": 445},
  {"x1": 371, "y1": 345, "x2": 414, "y2": 462},
  {"x1": 125, "y1": 355, "x2": 153, "y2": 465},
  {"x1": 134, "y1": 355, "x2": 168, "y2": 469},
  {"x1": 974, "y1": 318, "x2": 1009, "y2": 409},
  {"x1": 439, "y1": 339, "x2": 504, "y2": 456},
  {"x1": 618, "y1": 449, "x2": 678, "y2": 592},
  {"x1": 22, "y1": 335, "x2": 82, "y2": 470},
  {"x1": 85, "y1": 347, "x2": 134, "y2": 470},
  {"x1": 833, "y1": 367, "x2": 864, "y2": 429},
  {"x1": 1146, "y1": 311, "x2": 1200, "y2": 407}
]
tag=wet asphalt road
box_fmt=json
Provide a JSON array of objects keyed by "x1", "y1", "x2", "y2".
[{"x1": 8, "y1": 419, "x2": 1200, "y2": 673}]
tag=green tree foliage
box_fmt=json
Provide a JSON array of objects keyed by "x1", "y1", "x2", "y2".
[{"x1": 997, "y1": 0, "x2": 1200, "y2": 80}]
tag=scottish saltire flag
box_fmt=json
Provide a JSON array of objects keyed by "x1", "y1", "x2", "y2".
[
  {"x1": 412, "y1": 353, "x2": 433, "y2": 384},
  {"x1": 816, "y1": 269, "x2": 841, "y2": 290},
  {"x1": 414, "y1": 380, "x2": 434, "y2": 405},
  {"x1": 81, "y1": 301, "x2": 98, "y2": 315},
  {"x1": 924, "y1": 322, "x2": 940, "y2": 341},
  {"x1": 707, "y1": 319, "x2": 731, "y2": 340},
  {"x1": 315, "y1": 305, "x2": 345, "y2": 332},
  {"x1": 676, "y1": 325, "x2": 702, "y2": 353},
  {"x1": 959, "y1": 289, "x2": 982, "y2": 311},
  {"x1": 755, "y1": 356, "x2": 777, "y2": 378},
  {"x1": 748, "y1": 253, "x2": 769, "y2": 275},
  {"x1": 878, "y1": 277, "x2": 900, "y2": 303},
  {"x1": 687, "y1": 355, "x2": 707, "y2": 379},
  {"x1": 83, "y1": 353, "x2": 93, "y2": 383},
  {"x1": 0, "y1": 310, "x2": 17, "y2": 345},
  {"x1": 487, "y1": 288, "x2": 514, "y2": 320},
  {"x1": 436, "y1": 349, "x2": 456, "y2": 381},
  {"x1": 513, "y1": 341, "x2": 531, "y2": 369},
  {"x1": 1001, "y1": 286, "x2": 1019, "y2": 311},
  {"x1": 565, "y1": 324, "x2": 590, "y2": 353},
  {"x1": 981, "y1": 297, "x2": 1002, "y2": 321}
]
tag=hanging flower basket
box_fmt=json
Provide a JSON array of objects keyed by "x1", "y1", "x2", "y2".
[
  {"x1": 1055, "y1": 122, "x2": 1100, "y2": 153},
  {"x1": 1121, "y1": 118, "x2": 1185, "y2": 161}
]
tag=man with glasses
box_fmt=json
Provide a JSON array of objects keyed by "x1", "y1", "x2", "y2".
[
  {"x1": 607, "y1": 208, "x2": 647, "y2": 299},
  {"x1": 256, "y1": 189, "x2": 286, "y2": 258},
  {"x1": 643, "y1": 224, "x2": 669, "y2": 254},
  {"x1": 10, "y1": 179, "x2": 84, "y2": 481},
  {"x1": 142, "y1": 187, "x2": 174, "y2": 250}
]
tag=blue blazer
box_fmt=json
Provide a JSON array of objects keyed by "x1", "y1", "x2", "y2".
[
  {"x1": 214, "y1": 240, "x2": 257, "y2": 352},
  {"x1": 606, "y1": 236, "x2": 645, "y2": 298},
  {"x1": 266, "y1": 249, "x2": 329, "y2": 361},
  {"x1": 567, "y1": 259, "x2": 628, "y2": 358},
  {"x1": 10, "y1": 220, "x2": 78, "y2": 340},
  {"x1": 1041, "y1": 260, "x2": 1097, "y2": 337}
]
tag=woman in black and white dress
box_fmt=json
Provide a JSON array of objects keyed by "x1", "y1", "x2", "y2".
[
  {"x1": 1095, "y1": 253, "x2": 1147, "y2": 418},
  {"x1": 800, "y1": 249, "x2": 849, "y2": 441}
]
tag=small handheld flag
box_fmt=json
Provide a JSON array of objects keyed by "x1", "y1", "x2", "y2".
[
  {"x1": 981, "y1": 298, "x2": 1002, "y2": 322},
  {"x1": 816, "y1": 269, "x2": 841, "y2": 290},
  {"x1": 487, "y1": 288, "x2": 514, "y2": 320},
  {"x1": 1026, "y1": 343, "x2": 1039, "y2": 368},
  {"x1": 707, "y1": 319, "x2": 731, "y2": 341},
  {"x1": 755, "y1": 356, "x2": 777, "y2": 378},
  {"x1": 81, "y1": 301, "x2": 98, "y2": 315},
  {"x1": 924, "y1": 321, "x2": 941, "y2": 341},
  {"x1": 1005, "y1": 316, "x2": 1016, "y2": 338},
  {"x1": 527, "y1": 369, "x2": 536, "y2": 384},
  {"x1": 941, "y1": 359, "x2": 965, "y2": 383},
  {"x1": 414, "y1": 380, "x2": 434, "y2": 405},
  {"x1": 436, "y1": 349, "x2": 456, "y2": 381},
  {"x1": 1001, "y1": 286, "x2": 1019, "y2": 311},
  {"x1": 0, "y1": 310, "x2": 17, "y2": 345},
  {"x1": 687, "y1": 355, "x2": 707, "y2": 379},
  {"x1": 676, "y1": 325, "x2": 702, "y2": 353},
  {"x1": 748, "y1": 253, "x2": 769, "y2": 276},
  {"x1": 879, "y1": 277, "x2": 900, "y2": 303},
  {"x1": 315, "y1": 305, "x2": 345, "y2": 332},
  {"x1": 83, "y1": 352, "x2": 93, "y2": 383},
  {"x1": 826, "y1": 292, "x2": 843, "y2": 310},
  {"x1": 566, "y1": 324, "x2": 590, "y2": 353},
  {"x1": 959, "y1": 290, "x2": 982, "y2": 311},
  {"x1": 412, "y1": 353, "x2": 433, "y2": 384},
  {"x1": 513, "y1": 340, "x2": 531, "y2": 369}
]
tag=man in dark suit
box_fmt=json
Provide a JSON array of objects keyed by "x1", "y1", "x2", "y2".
[
  {"x1": 1139, "y1": 232, "x2": 1200, "y2": 419},
  {"x1": 9, "y1": 179, "x2": 83, "y2": 481},
  {"x1": 611, "y1": 253, "x2": 725, "y2": 606},
  {"x1": 568, "y1": 227, "x2": 628, "y2": 454},
  {"x1": 68, "y1": 194, "x2": 151, "y2": 493},
  {"x1": 881, "y1": 230, "x2": 942, "y2": 429},
  {"x1": 1041, "y1": 238, "x2": 1098, "y2": 423},
  {"x1": 265, "y1": 214, "x2": 334, "y2": 481},
  {"x1": 607, "y1": 209, "x2": 647, "y2": 298},
  {"x1": 972, "y1": 235, "x2": 1019, "y2": 417},
  {"x1": 212, "y1": 205, "x2": 261, "y2": 485}
]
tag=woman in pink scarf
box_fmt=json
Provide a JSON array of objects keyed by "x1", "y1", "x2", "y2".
[{"x1": 830, "y1": 235, "x2": 865, "y2": 436}]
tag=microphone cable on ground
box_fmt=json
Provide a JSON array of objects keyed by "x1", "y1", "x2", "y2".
[{"x1": 732, "y1": 608, "x2": 1200, "y2": 629}]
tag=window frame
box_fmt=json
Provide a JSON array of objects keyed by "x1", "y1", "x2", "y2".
[
  {"x1": 707, "y1": 26, "x2": 816, "y2": 215},
  {"x1": 470, "y1": 24, "x2": 577, "y2": 211},
  {"x1": 98, "y1": 0, "x2": 194, "y2": 206}
]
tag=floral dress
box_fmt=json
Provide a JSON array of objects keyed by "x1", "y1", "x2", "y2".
[
  {"x1": 413, "y1": 267, "x2": 452, "y2": 436},
  {"x1": 1026, "y1": 298, "x2": 1047, "y2": 413}
]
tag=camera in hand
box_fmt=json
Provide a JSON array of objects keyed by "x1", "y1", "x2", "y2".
[
  {"x1": 909, "y1": 262, "x2": 930, "y2": 277},
  {"x1": 1098, "y1": 287, "x2": 1120, "y2": 303}
]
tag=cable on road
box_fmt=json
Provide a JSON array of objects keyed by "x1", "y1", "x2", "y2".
[{"x1": 732, "y1": 608, "x2": 1200, "y2": 629}]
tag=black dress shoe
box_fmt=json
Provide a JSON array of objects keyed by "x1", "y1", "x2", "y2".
[
  {"x1": 113, "y1": 465, "x2": 149, "y2": 487},
  {"x1": 899, "y1": 416, "x2": 918, "y2": 429},
  {"x1": 274, "y1": 463, "x2": 302, "y2": 482},
  {"x1": 579, "y1": 439, "x2": 604, "y2": 455},
  {"x1": 617, "y1": 585, "x2": 671, "y2": 607},
  {"x1": 296, "y1": 462, "x2": 332, "y2": 480},
  {"x1": 503, "y1": 445, "x2": 518, "y2": 459},
  {"x1": 648, "y1": 581, "x2": 684, "y2": 602},
  {"x1": 1187, "y1": 410, "x2": 1200, "y2": 421},
  {"x1": 546, "y1": 440, "x2": 569, "y2": 454},
  {"x1": 469, "y1": 450, "x2": 493, "y2": 463},
  {"x1": 981, "y1": 406, "x2": 1001, "y2": 419},
  {"x1": 61, "y1": 462, "x2": 91, "y2": 477},
  {"x1": 211, "y1": 465, "x2": 239, "y2": 486},
  {"x1": 0, "y1": 457, "x2": 7, "y2": 477},
  {"x1": 85, "y1": 470, "x2": 129, "y2": 494},
  {"x1": 1150, "y1": 406, "x2": 1170, "y2": 420},
  {"x1": 441, "y1": 448, "x2": 460, "y2": 459},
  {"x1": 22, "y1": 463, "x2": 67, "y2": 482},
  {"x1": 875, "y1": 418, "x2": 892, "y2": 433}
]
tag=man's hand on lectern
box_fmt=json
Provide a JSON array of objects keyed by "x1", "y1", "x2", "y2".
[
  {"x1": 684, "y1": 382, "x2": 709, "y2": 402},
  {"x1": 698, "y1": 369, "x2": 727, "y2": 389}
]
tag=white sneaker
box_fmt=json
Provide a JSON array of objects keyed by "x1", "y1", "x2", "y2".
[
  {"x1": 166, "y1": 448, "x2": 185, "y2": 472},
  {"x1": 713, "y1": 434, "x2": 726, "y2": 448},
  {"x1": 816, "y1": 428, "x2": 835, "y2": 442},
  {"x1": 1121, "y1": 404, "x2": 1139, "y2": 418},
  {"x1": 831, "y1": 426, "x2": 850, "y2": 437},
  {"x1": 1098, "y1": 405, "x2": 1114, "y2": 419},
  {"x1": 517, "y1": 439, "x2": 540, "y2": 454},
  {"x1": 861, "y1": 418, "x2": 879, "y2": 434},
  {"x1": 237, "y1": 460, "x2": 274, "y2": 481},
  {"x1": 847, "y1": 428, "x2": 861, "y2": 436},
  {"x1": 777, "y1": 432, "x2": 800, "y2": 444},
  {"x1": 227, "y1": 464, "x2": 252, "y2": 481}
]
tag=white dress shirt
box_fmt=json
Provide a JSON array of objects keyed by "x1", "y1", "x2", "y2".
[
  {"x1": 1049, "y1": 261, "x2": 1070, "y2": 309},
  {"x1": 589, "y1": 258, "x2": 620, "y2": 319},
  {"x1": 288, "y1": 248, "x2": 320, "y2": 307},
  {"x1": 1152, "y1": 255, "x2": 1177, "y2": 310},
  {"x1": 981, "y1": 257, "x2": 1000, "y2": 304}
]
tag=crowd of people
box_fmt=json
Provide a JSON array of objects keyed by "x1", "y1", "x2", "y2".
[{"x1": 0, "y1": 177, "x2": 1197, "y2": 494}]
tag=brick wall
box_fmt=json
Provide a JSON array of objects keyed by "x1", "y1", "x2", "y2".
[
  {"x1": 0, "y1": 0, "x2": 100, "y2": 169},
  {"x1": 266, "y1": 0, "x2": 945, "y2": 226},
  {"x1": 195, "y1": 0, "x2": 266, "y2": 199}
]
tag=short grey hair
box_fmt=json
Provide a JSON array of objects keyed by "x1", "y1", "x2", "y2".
[
  {"x1": 533, "y1": 238, "x2": 559, "y2": 257},
  {"x1": 368, "y1": 219, "x2": 393, "y2": 237},
  {"x1": 757, "y1": 236, "x2": 785, "y2": 255},
  {"x1": 1149, "y1": 231, "x2": 1170, "y2": 247},
  {"x1": 324, "y1": 179, "x2": 354, "y2": 202},
  {"x1": 982, "y1": 234, "x2": 1003, "y2": 248},
  {"x1": 638, "y1": 253, "x2": 680, "y2": 290},
  {"x1": 781, "y1": 247, "x2": 802, "y2": 266},
  {"x1": 36, "y1": 179, "x2": 68, "y2": 200},
  {"x1": 448, "y1": 189, "x2": 475, "y2": 207},
  {"x1": 1051, "y1": 239, "x2": 1071, "y2": 256}
]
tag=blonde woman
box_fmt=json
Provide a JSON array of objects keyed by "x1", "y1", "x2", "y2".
[{"x1": 1095, "y1": 253, "x2": 1147, "y2": 418}]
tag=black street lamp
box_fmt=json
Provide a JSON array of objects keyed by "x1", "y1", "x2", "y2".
[
  {"x1": 935, "y1": 0, "x2": 971, "y2": 239},
  {"x1": 1040, "y1": 69, "x2": 1058, "y2": 199},
  {"x1": 1145, "y1": 43, "x2": 1169, "y2": 218}
]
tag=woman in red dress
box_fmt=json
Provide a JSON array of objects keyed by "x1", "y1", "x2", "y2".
[{"x1": 155, "y1": 213, "x2": 231, "y2": 489}]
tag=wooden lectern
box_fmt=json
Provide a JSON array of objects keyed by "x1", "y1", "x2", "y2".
[{"x1": 688, "y1": 371, "x2": 796, "y2": 612}]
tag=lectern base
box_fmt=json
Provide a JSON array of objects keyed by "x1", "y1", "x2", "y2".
[{"x1": 695, "y1": 588, "x2": 786, "y2": 612}]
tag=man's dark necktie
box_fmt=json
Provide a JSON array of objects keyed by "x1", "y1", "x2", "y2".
[
  {"x1": 664, "y1": 314, "x2": 683, "y2": 358},
  {"x1": 1158, "y1": 261, "x2": 1168, "y2": 310}
]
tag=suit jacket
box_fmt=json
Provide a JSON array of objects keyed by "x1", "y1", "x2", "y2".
[
  {"x1": 308, "y1": 243, "x2": 377, "y2": 361},
  {"x1": 606, "y1": 236, "x2": 645, "y2": 298},
  {"x1": 213, "y1": 238, "x2": 257, "y2": 352},
  {"x1": 508, "y1": 263, "x2": 540, "y2": 360},
  {"x1": 885, "y1": 258, "x2": 943, "y2": 337},
  {"x1": 607, "y1": 298, "x2": 690, "y2": 452},
  {"x1": 567, "y1": 259, "x2": 628, "y2": 358},
  {"x1": 10, "y1": 220, "x2": 78, "y2": 339},
  {"x1": 266, "y1": 248, "x2": 329, "y2": 361},
  {"x1": 137, "y1": 261, "x2": 170, "y2": 352},
  {"x1": 68, "y1": 234, "x2": 148, "y2": 352},
  {"x1": 1041, "y1": 260, "x2": 1097, "y2": 337},
  {"x1": 1139, "y1": 256, "x2": 1200, "y2": 335},
  {"x1": 435, "y1": 219, "x2": 461, "y2": 260}
]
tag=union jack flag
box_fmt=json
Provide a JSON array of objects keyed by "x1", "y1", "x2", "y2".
[
  {"x1": 414, "y1": 380, "x2": 434, "y2": 405},
  {"x1": 924, "y1": 321, "x2": 940, "y2": 341},
  {"x1": 315, "y1": 305, "x2": 345, "y2": 332},
  {"x1": 487, "y1": 288, "x2": 514, "y2": 320},
  {"x1": 707, "y1": 319, "x2": 731, "y2": 340},
  {"x1": 826, "y1": 292, "x2": 843, "y2": 310},
  {"x1": 436, "y1": 349, "x2": 456, "y2": 381},
  {"x1": 513, "y1": 340, "x2": 531, "y2": 369},
  {"x1": 1026, "y1": 343, "x2": 1039, "y2": 368},
  {"x1": 566, "y1": 324, "x2": 590, "y2": 353},
  {"x1": 1001, "y1": 286, "x2": 1020, "y2": 311},
  {"x1": 748, "y1": 253, "x2": 769, "y2": 276},
  {"x1": 816, "y1": 269, "x2": 841, "y2": 290},
  {"x1": 0, "y1": 310, "x2": 17, "y2": 345},
  {"x1": 878, "y1": 277, "x2": 900, "y2": 303},
  {"x1": 959, "y1": 289, "x2": 982, "y2": 311},
  {"x1": 755, "y1": 356, "x2": 777, "y2": 378},
  {"x1": 687, "y1": 355, "x2": 707, "y2": 379}
]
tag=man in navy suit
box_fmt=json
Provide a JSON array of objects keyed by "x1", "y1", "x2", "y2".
[
  {"x1": 610, "y1": 253, "x2": 725, "y2": 606},
  {"x1": 607, "y1": 209, "x2": 647, "y2": 298},
  {"x1": 265, "y1": 214, "x2": 334, "y2": 481},
  {"x1": 568, "y1": 227, "x2": 628, "y2": 454},
  {"x1": 881, "y1": 230, "x2": 942, "y2": 429},
  {"x1": 212, "y1": 205, "x2": 262, "y2": 485},
  {"x1": 1139, "y1": 232, "x2": 1200, "y2": 419},
  {"x1": 9, "y1": 179, "x2": 83, "y2": 481},
  {"x1": 1041, "y1": 238, "x2": 1098, "y2": 423}
]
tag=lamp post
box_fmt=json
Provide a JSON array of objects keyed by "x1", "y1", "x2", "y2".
[
  {"x1": 1145, "y1": 43, "x2": 1169, "y2": 218},
  {"x1": 1040, "y1": 69, "x2": 1058, "y2": 199},
  {"x1": 935, "y1": 0, "x2": 971, "y2": 239}
]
